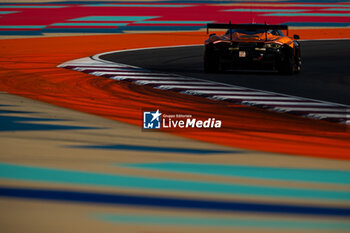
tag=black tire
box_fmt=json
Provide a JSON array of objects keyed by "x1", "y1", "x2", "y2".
[
  {"x1": 204, "y1": 56, "x2": 220, "y2": 73},
  {"x1": 204, "y1": 45, "x2": 220, "y2": 73},
  {"x1": 278, "y1": 48, "x2": 296, "y2": 75},
  {"x1": 295, "y1": 51, "x2": 302, "y2": 74}
]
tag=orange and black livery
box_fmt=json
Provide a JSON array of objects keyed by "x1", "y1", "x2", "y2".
[{"x1": 204, "y1": 23, "x2": 301, "y2": 74}]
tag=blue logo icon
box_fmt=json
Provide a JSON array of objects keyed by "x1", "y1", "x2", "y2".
[{"x1": 143, "y1": 109, "x2": 162, "y2": 129}]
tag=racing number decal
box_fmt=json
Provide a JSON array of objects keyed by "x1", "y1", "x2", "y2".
[{"x1": 239, "y1": 51, "x2": 246, "y2": 57}]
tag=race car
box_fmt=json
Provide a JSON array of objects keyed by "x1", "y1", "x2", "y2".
[{"x1": 204, "y1": 23, "x2": 301, "y2": 74}]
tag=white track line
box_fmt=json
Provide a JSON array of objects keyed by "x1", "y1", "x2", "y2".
[
  {"x1": 61, "y1": 64, "x2": 129, "y2": 68},
  {"x1": 92, "y1": 71, "x2": 171, "y2": 76},
  {"x1": 273, "y1": 107, "x2": 348, "y2": 112},
  {"x1": 135, "y1": 80, "x2": 212, "y2": 85},
  {"x1": 240, "y1": 101, "x2": 332, "y2": 106},
  {"x1": 110, "y1": 76, "x2": 190, "y2": 80},
  {"x1": 74, "y1": 67, "x2": 142, "y2": 72},
  {"x1": 212, "y1": 95, "x2": 298, "y2": 100},
  {"x1": 184, "y1": 90, "x2": 276, "y2": 95},
  {"x1": 307, "y1": 113, "x2": 350, "y2": 119},
  {"x1": 59, "y1": 57, "x2": 138, "y2": 68},
  {"x1": 67, "y1": 65, "x2": 135, "y2": 68},
  {"x1": 156, "y1": 85, "x2": 248, "y2": 90}
]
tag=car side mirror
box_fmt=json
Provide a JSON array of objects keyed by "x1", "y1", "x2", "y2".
[
  {"x1": 293, "y1": 34, "x2": 300, "y2": 40},
  {"x1": 209, "y1": 33, "x2": 216, "y2": 37}
]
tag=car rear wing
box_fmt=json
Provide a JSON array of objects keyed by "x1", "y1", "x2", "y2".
[
  {"x1": 206, "y1": 23, "x2": 289, "y2": 40},
  {"x1": 207, "y1": 23, "x2": 288, "y2": 32}
]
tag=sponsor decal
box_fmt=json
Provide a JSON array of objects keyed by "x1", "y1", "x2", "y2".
[{"x1": 143, "y1": 110, "x2": 222, "y2": 130}]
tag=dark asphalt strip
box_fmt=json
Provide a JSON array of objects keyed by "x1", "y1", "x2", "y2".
[
  {"x1": 1, "y1": 186, "x2": 350, "y2": 217},
  {"x1": 100, "y1": 40, "x2": 350, "y2": 105}
]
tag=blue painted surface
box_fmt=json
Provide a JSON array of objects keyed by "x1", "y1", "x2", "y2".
[
  {"x1": 0, "y1": 186, "x2": 350, "y2": 216},
  {"x1": 0, "y1": 26, "x2": 46, "y2": 29},
  {"x1": 51, "y1": 23, "x2": 128, "y2": 26},
  {"x1": 117, "y1": 26, "x2": 204, "y2": 31},
  {"x1": 118, "y1": 162, "x2": 350, "y2": 185},
  {"x1": 293, "y1": 4, "x2": 350, "y2": 7},
  {"x1": 0, "y1": 31, "x2": 42, "y2": 35},
  {"x1": 82, "y1": 4, "x2": 193, "y2": 7},
  {"x1": 73, "y1": 144, "x2": 236, "y2": 154},
  {"x1": 69, "y1": 16, "x2": 158, "y2": 22},
  {"x1": 95, "y1": 213, "x2": 350, "y2": 229},
  {"x1": 264, "y1": 13, "x2": 350, "y2": 17},
  {"x1": 285, "y1": 22, "x2": 350, "y2": 27},
  {"x1": 137, "y1": 21, "x2": 213, "y2": 24},
  {"x1": 0, "y1": 11, "x2": 19, "y2": 14},
  {"x1": 0, "y1": 109, "x2": 34, "y2": 114},
  {"x1": 324, "y1": 8, "x2": 350, "y2": 11},
  {"x1": 40, "y1": 1, "x2": 350, "y2": 3},
  {"x1": 0, "y1": 113, "x2": 96, "y2": 132},
  {"x1": 225, "y1": 9, "x2": 308, "y2": 12},
  {"x1": 0, "y1": 5, "x2": 67, "y2": 8},
  {"x1": 0, "y1": 163, "x2": 350, "y2": 201},
  {"x1": 42, "y1": 28, "x2": 122, "y2": 33},
  {"x1": 43, "y1": 25, "x2": 206, "y2": 33}
]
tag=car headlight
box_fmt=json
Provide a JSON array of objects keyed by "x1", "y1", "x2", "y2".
[{"x1": 264, "y1": 43, "x2": 282, "y2": 49}]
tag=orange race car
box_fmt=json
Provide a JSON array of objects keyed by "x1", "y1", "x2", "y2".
[{"x1": 204, "y1": 23, "x2": 301, "y2": 74}]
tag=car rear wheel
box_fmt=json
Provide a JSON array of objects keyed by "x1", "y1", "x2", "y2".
[
  {"x1": 295, "y1": 55, "x2": 301, "y2": 74},
  {"x1": 278, "y1": 46, "x2": 302, "y2": 75},
  {"x1": 204, "y1": 55, "x2": 221, "y2": 73},
  {"x1": 204, "y1": 45, "x2": 221, "y2": 73},
  {"x1": 278, "y1": 53, "x2": 296, "y2": 75}
]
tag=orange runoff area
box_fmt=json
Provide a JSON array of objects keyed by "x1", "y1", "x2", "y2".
[{"x1": 0, "y1": 28, "x2": 349, "y2": 160}]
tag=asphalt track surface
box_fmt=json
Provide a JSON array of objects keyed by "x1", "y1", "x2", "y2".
[{"x1": 101, "y1": 40, "x2": 350, "y2": 106}]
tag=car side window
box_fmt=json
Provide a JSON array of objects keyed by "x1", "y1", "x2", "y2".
[
  {"x1": 225, "y1": 29, "x2": 284, "y2": 36},
  {"x1": 268, "y1": 30, "x2": 284, "y2": 36},
  {"x1": 225, "y1": 29, "x2": 236, "y2": 35}
]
